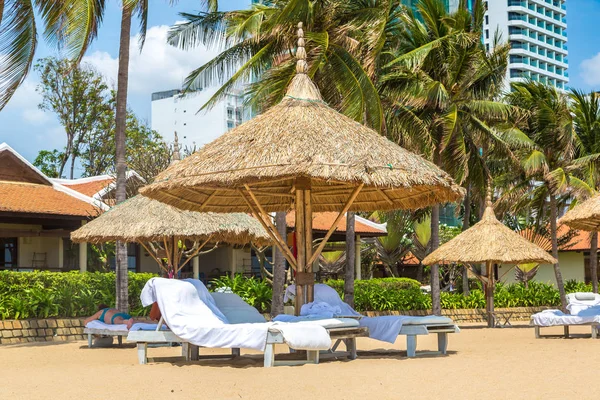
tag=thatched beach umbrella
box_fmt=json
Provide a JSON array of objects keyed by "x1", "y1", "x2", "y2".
[
  {"x1": 71, "y1": 194, "x2": 271, "y2": 276},
  {"x1": 141, "y1": 23, "x2": 464, "y2": 311},
  {"x1": 560, "y1": 194, "x2": 600, "y2": 231},
  {"x1": 423, "y1": 194, "x2": 556, "y2": 327}
]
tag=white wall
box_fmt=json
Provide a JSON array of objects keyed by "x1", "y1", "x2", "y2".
[{"x1": 499, "y1": 251, "x2": 585, "y2": 286}]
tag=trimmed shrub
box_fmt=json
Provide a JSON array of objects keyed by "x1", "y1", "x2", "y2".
[{"x1": 0, "y1": 271, "x2": 156, "y2": 320}]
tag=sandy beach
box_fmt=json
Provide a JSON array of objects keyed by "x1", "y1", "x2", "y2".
[{"x1": 1, "y1": 323, "x2": 598, "y2": 400}]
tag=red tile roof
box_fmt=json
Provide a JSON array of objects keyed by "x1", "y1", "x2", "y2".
[
  {"x1": 0, "y1": 181, "x2": 100, "y2": 217},
  {"x1": 401, "y1": 252, "x2": 420, "y2": 265},
  {"x1": 62, "y1": 178, "x2": 113, "y2": 197},
  {"x1": 560, "y1": 225, "x2": 597, "y2": 251},
  {"x1": 286, "y1": 212, "x2": 386, "y2": 235}
]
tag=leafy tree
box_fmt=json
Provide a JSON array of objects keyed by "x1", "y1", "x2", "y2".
[
  {"x1": 34, "y1": 57, "x2": 110, "y2": 179},
  {"x1": 502, "y1": 81, "x2": 596, "y2": 310},
  {"x1": 0, "y1": 1, "x2": 105, "y2": 110},
  {"x1": 33, "y1": 149, "x2": 64, "y2": 178}
]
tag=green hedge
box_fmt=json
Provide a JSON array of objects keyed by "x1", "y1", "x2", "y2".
[
  {"x1": 0, "y1": 271, "x2": 156, "y2": 320},
  {"x1": 0, "y1": 272, "x2": 596, "y2": 319}
]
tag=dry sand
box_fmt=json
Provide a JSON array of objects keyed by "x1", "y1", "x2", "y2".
[{"x1": 1, "y1": 323, "x2": 599, "y2": 400}]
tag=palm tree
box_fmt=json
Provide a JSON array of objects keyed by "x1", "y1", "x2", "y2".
[
  {"x1": 380, "y1": 0, "x2": 513, "y2": 314},
  {"x1": 502, "y1": 81, "x2": 593, "y2": 310},
  {"x1": 0, "y1": 1, "x2": 105, "y2": 110},
  {"x1": 167, "y1": 0, "x2": 398, "y2": 130},
  {"x1": 570, "y1": 90, "x2": 600, "y2": 293},
  {"x1": 112, "y1": 0, "x2": 209, "y2": 311}
]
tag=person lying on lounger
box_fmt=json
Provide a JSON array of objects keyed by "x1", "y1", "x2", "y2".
[{"x1": 84, "y1": 304, "x2": 138, "y2": 329}]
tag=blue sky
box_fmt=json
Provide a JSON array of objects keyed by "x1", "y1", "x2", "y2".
[{"x1": 1, "y1": 0, "x2": 600, "y2": 167}]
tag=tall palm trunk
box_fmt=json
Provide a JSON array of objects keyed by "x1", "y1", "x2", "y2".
[
  {"x1": 344, "y1": 212, "x2": 355, "y2": 308},
  {"x1": 461, "y1": 184, "x2": 471, "y2": 296},
  {"x1": 114, "y1": 5, "x2": 132, "y2": 312},
  {"x1": 430, "y1": 204, "x2": 441, "y2": 315},
  {"x1": 271, "y1": 212, "x2": 287, "y2": 316},
  {"x1": 549, "y1": 193, "x2": 566, "y2": 311},
  {"x1": 591, "y1": 231, "x2": 598, "y2": 293}
]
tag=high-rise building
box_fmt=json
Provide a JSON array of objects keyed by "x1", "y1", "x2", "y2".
[
  {"x1": 484, "y1": 0, "x2": 568, "y2": 90},
  {"x1": 151, "y1": 88, "x2": 248, "y2": 150}
]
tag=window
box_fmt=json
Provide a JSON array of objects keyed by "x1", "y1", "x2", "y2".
[
  {"x1": 0, "y1": 238, "x2": 17, "y2": 268},
  {"x1": 227, "y1": 108, "x2": 234, "y2": 119},
  {"x1": 235, "y1": 109, "x2": 242, "y2": 121},
  {"x1": 485, "y1": 15, "x2": 489, "y2": 25},
  {"x1": 227, "y1": 121, "x2": 234, "y2": 129},
  {"x1": 485, "y1": 29, "x2": 489, "y2": 39}
]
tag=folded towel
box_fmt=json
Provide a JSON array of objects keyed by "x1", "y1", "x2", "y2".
[{"x1": 300, "y1": 301, "x2": 342, "y2": 318}]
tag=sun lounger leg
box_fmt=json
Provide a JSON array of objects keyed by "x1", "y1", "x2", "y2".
[
  {"x1": 593, "y1": 325, "x2": 598, "y2": 339},
  {"x1": 264, "y1": 344, "x2": 275, "y2": 368},
  {"x1": 182, "y1": 342, "x2": 189, "y2": 360},
  {"x1": 232, "y1": 348, "x2": 241, "y2": 357},
  {"x1": 345, "y1": 338, "x2": 357, "y2": 360},
  {"x1": 534, "y1": 326, "x2": 540, "y2": 339},
  {"x1": 307, "y1": 350, "x2": 319, "y2": 364},
  {"x1": 406, "y1": 335, "x2": 417, "y2": 358},
  {"x1": 137, "y1": 343, "x2": 148, "y2": 365},
  {"x1": 87, "y1": 333, "x2": 93, "y2": 348},
  {"x1": 331, "y1": 339, "x2": 342, "y2": 352},
  {"x1": 437, "y1": 332, "x2": 448, "y2": 355},
  {"x1": 190, "y1": 344, "x2": 199, "y2": 361},
  {"x1": 117, "y1": 336, "x2": 122, "y2": 346},
  {"x1": 564, "y1": 326, "x2": 569, "y2": 338}
]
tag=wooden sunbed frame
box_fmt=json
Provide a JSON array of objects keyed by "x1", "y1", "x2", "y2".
[
  {"x1": 127, "y1": 326, "x2": 369, "y2": 367},
  {"x1": 533, "y1": 323, "x2": 599, "y2": 339},
  {"x1": 83, "y1": 328, "x2": 126, "y2": 347},
  {"x1": 399, "y1": 323, "x2": 460, "y2": 357}
]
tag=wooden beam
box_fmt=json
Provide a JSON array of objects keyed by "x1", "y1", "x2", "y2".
[
  {"x1": 197, "y1": 190, "x2": 218, "y2": 211},
  {"x1": 238, "y1": 188, "x2": 298, "y2": 271},
  {"x1": 304, "y1": 187, "x2": 314, "y2": 303},
  {"x1": 295, "y1": 189, "x2": 306, "y2": 311},
  {"x1": 377, "y1": 189, "x2": 394, "y2": 205},
  {"x1": 307, "y1": 184, "x2": 364, "y2": 267},
  {"x1": 177, "y1": 235, "x2": 213, "y2": 272},
  {"x1": 139, "y1": 241, "x2": 168, "y2": 273}
]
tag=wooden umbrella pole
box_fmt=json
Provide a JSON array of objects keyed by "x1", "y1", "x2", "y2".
[
  {"x1": 163, "y1": 237, "x2": 174, "y2": 277},
  {"x1": 178, "y1": 235, "x2": 213, "y2": 272},
  {"x1": 240, "y1": 187, "x2": 298, "y2": 270},
  {"x1": 140, "y1": 241, "x2": 168, "y2": 273},
  {"x1": 486, "y1": 260, "x2": 494, "y2": 328},
  {"x1": 304, "y1": 185, "x2": 314, "y2": 303},
  {"x1": 307, "y1": 184, "x2": 364, "y2": 267},
  {"x1": 295, "y1": 189, "x2": 306, "y2": 312}
]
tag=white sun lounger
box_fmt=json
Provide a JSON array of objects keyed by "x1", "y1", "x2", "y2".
[
  {"x1": 531, "y1": 293, "x2": 600, "y2": 338},
  {"x1": 128, "y1": 278, "x2": 368, "y2": 367},
  {"x1": 83, "y1": 321, "x2": 164, "y2": 348},
  {"x1": 284, "y1": 284, "x2": 459, "y2": 357}
]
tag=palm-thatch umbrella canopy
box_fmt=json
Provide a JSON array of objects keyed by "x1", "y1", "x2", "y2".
[
  {"x1": 559, "y1": 194, "x2": 600, "y2": 231},
  {"x1": 141, "y1": 23, "x2": 464, "y2": 310},
  {"x1": 423, "y1": 195, "x2": 556, "y2": 326},
  {"x1": 71, "y1": 194, "x2": 270, "y2": 276}
]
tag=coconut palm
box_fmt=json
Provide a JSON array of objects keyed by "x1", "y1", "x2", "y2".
[
  {"x1": 167, "y1": 0, "x2": 408, "y2": 131},
  {"x1": 112, "y1": 0, "x2": 215, "y2": 311},
  {"x1": 501, "y1": 81, "x2": 595, "y2": 310},
  {"x1": 0, "y1": 1, "x2": 106, "y2": 110},
  {"x1": 570, "y1": 90, "x2": 600, "y2": 293},
  {"x1": 380, "y1": 0, "x2": 514, "y2": 314}
]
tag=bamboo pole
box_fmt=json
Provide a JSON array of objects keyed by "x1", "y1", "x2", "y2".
[
  {"x1": 307, "y1": 184, "x2": 364, "y2": 267},
  {"x1": 304, "y1": 186, "x2": 314, "y2": 303},
  {"x1": 139, "y1": 241, "x2": 167, "y2": 273},
  {"x1": 295, "y1": 189, "x2": 306, "y2": 312},
  {"x1": 486, "y1": 260, "x2": 494, "y2": 328},
  {"x1": 238, "y1": 188, "x2": 298, "y2": 270}
]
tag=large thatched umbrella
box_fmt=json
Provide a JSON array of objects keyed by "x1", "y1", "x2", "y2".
[
  {"x1": 141, "y1": 23, "x2": 464, "y2": 311},
  {"x1": 71, "y1": 194, "x2": 270, "y2": 276},
  {"x1": 423, "y1": 195, "x2": 556, "y2": 327}
]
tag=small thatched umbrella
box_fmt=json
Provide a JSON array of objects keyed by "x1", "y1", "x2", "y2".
[
  {"x1": 141, "y1": 23, "x2": 464, "y2": 311},
  {"x1": 560, "y1": 193, "x2": 600, "y2": 292},
  {"x1": 560, "y1": 194, "x2": 600, "y2": 231},
  {"x1": 423, "y1": 194, "x2": 556, "y2": 327},
  {"x1": 71, "y1": 194, "x2": 270, "y2": 276}
]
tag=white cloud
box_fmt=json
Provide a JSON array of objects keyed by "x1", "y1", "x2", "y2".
[
  {"x1": 580, "y1": 53, "x2": 600, "y2": 86},
  {"x1": 6, "y1": 80, "x2": 53, "y2": 125},
  {"x1": 83, "y1": 25, "x2": 218, "y2": 94}
]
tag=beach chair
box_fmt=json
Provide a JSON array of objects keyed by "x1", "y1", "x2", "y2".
[
  {"x1": 84, "y1": 321, "x2": 165, "y2": 348},
  {"x1": 531, "y1": 292, "x2": 600, "y2": 338},
  {"x1": 284, "y1": 284, "x2": 460, "y2": 357},
  {"x1": 127, "y1": 278, "x2": 366, "y2": 367}
]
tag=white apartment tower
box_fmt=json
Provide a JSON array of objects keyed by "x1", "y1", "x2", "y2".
[
  {"x1": 151, "y1": 88, "x2": 248, "y2": 151},
  {"x1": 484, "y1": 0, "x2": 568, "y2": 90}
]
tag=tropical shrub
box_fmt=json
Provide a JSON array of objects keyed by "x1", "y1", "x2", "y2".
[
  {"x1": 0, "y1": 271, "x2": 156, "y2": 320},
  {"x1": 210, "y1": 275, "x2": 273, "y2": 313}
]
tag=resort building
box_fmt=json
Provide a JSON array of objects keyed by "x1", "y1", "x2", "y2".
[
  {"x1": 151, "y1": 88, "x2": 249, "y2": 151},
  {"x1": 484, "y1": 0, "x2": 569, "y2": 90}
]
